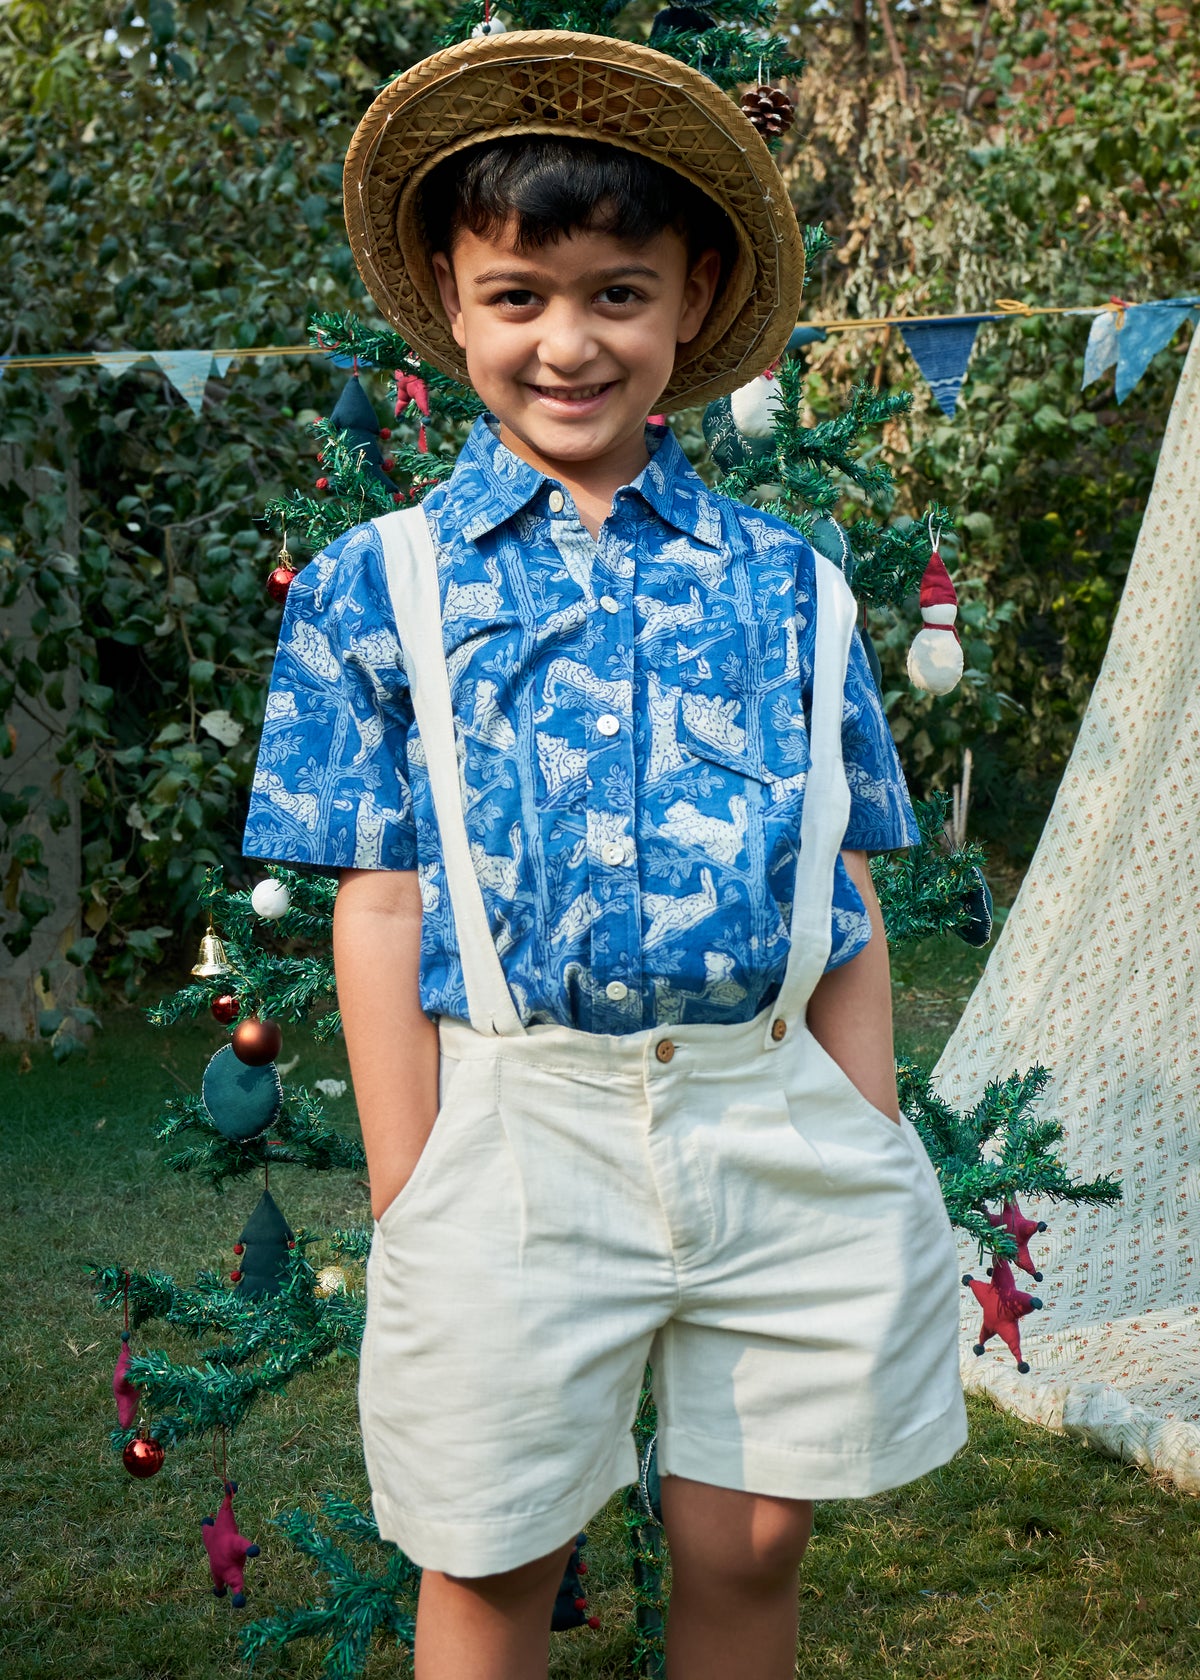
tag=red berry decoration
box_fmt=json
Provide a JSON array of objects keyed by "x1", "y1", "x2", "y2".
[
  {"x1": 230, "y1": 1269, "x2": 243, "y2": 1283},
  {"x1": 266, "y1": 564, "x2": 297, "y2": 604},
  {"x1": 123, "y1": 1434, "x2": 166, "y2": 1479},
  {"x1": 211, "y1": 993, "x2": 239, "y2": 1025},
  {"x1": 231, "y1": 1016, "x2": 283, "y2": 1067},
  {"x1": 740, "y1": 84, "x2": 795, "y2": 139},
  {"x1": 379, "y1": 427, "x2": 392, "y2": 440},
  {"x1": 233, "y1": 1243, "x2": 245, "y2": 1255},
  {"x1": 315, "y1": 475, "x2": 330, "y2": 491},
  {"x1": 382, "y1": 457, "x2": 395, "y2": 471}
]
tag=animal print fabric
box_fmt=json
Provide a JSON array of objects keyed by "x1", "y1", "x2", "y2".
[
  {"x1": 244, "y1": 418, "x2": 916, "y2": 1034},
  {"x1": 935, "y1": 327, "x2": 1200, "y2": 1490}
]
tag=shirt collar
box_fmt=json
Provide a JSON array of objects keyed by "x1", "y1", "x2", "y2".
[{"x1": 452, "y1": 414, "x2": 726, "y2": 550}]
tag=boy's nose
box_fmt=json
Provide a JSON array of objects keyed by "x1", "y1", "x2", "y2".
[{"x1": 536, "y1": 304, "x2": 601, "y2": 375}]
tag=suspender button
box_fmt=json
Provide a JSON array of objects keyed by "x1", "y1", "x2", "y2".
[
  {"x1": 770, "y1": 1018, "x2": 788, "y2": 1042},
  {"x1": 655, "y1": 1039, "x2": 676, "y2": 1064}
]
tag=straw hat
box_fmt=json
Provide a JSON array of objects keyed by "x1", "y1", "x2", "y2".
[{"x1": 343, "y1": 30, "x2": 804, "y2": 409}]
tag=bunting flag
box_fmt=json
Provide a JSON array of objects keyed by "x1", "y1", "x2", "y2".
[
  {"x1": 153, "y1": 350, "x2": 218, "y2": 416},
  {"x1": 897, "y1": 316, "x2": 997, "y2": 416},
  {"x1": 1082, "y1": 309, "x2": 1120, "y2": 388},
  {"x1": 1114, "y1": 299, "x2": 1200, "y2": 405}
]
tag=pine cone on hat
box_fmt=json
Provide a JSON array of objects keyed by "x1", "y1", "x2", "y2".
[{"x1": 740, "y1": 85, "x2": 795, "y2": 139}]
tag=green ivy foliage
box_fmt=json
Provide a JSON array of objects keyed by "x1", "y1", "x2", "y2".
[
  {"x1": 0, "y1": 0, "x2": 446, "y2": 989},
  {"x1": 781, "y1": 0, "x2": 1199, "y2": 858}
]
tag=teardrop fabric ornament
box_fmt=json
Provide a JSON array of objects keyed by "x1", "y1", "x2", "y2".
[{"x1": 201, "y1": 1044, "x2": 282, "y2": 1142}]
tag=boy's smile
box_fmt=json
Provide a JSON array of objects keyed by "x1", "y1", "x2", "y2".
[{"x1": 432, "y1": 221, "x2": 719, "y2": 527}]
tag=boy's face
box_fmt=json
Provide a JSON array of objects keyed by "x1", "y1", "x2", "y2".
[{"x1": 432, "y1": 219, "x2": 719, "y2": 487}]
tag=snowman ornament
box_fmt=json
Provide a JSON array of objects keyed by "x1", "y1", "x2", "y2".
[{"x1": 907, "y1": 533, "x2": 964, "y2": 697}]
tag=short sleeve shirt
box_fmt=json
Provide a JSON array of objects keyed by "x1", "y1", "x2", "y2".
[{"x1": 244, "y1": 417, "x2": 918, "y2": 1033}]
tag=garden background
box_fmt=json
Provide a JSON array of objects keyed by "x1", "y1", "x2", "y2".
[{"x1": 2, "y1": 1, "x2": 1199, "y2": 1676}]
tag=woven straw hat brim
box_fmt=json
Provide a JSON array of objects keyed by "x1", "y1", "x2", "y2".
[{"x1": 343, "y1": 31, "x2": 804, "y2": 409}]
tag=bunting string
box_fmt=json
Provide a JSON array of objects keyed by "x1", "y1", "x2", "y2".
[{"x1": 1, "y1": 294, "x2": 1196, "y2": 417}]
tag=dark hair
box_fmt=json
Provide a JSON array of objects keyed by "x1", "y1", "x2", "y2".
[{"x1": 421, "y1": 135, "x2": 736, "y2": 277}]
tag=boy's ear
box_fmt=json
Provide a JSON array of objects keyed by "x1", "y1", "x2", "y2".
[
  {"x1": 676, "y1": 247, "x2": 722, "y2": 348},
  {"x1": 431, "y1": 251, "x2": 467, "y2": 350}
]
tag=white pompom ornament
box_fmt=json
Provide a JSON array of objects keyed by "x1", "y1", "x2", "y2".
[
  {"x1": 471, "y1": 14, "x2": 506, "y2": 34},
  {"x1": 729, "y1": 370, "x2": 784, "y2": 441},
  {"x1": 251, "y1": 877, "x2": 291, "y2": 920},
  {"x1": 906, "y1": 548, "x2": 964, "y2": 696}
]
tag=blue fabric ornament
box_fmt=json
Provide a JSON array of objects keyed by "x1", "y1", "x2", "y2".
[
  {"x1": 201, "y1": 1044, "x2": 282, "y2": 1142},
  {"x1": 955, "y1": 866, "x2": 994, "y2": 948}
]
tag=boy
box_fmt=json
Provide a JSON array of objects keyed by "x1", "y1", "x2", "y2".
[{"x1": 245, "y1": 31, "x2": 966, "y2": 1680}]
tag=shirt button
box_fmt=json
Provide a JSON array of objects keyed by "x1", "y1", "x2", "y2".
[
  {"x1": 548, "y1": 490, "x2": 565, "y2": 512},
  {"x1": 599, "y1": 595, "x2": 619, "y2": 614},
  {"x1": 655, "y1": 1039, "x2": 676, "y2": 1064},
  {"x1": 601, "y1": 840, "x2": 626, "y2": 865},
  {"x1": 605, "y1": 980, "x2": 629, "y2": 1002},
  {"x1": 771, "y1": 1018, "x2": 788, "y2": 1042},
  {"x1": 596, "y1": 713, "x2": 620, "y2": 737}
]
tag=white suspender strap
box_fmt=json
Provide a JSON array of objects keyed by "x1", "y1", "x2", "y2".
[
  {"x1": 765, "y1": 554, "x2": 857, "y2": 1045},
  {"x1": 374, "y1": 508, "x2": 525, "y2": 1038}
]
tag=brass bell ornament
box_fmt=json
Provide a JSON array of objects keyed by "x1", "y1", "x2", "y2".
[{"x1": 191, "y1": 921, "x2": 233, "y2": 979}]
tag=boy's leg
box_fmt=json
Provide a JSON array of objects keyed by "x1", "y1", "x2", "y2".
[
  {"x1": 414, "y1": 1538, "x2": 576, "y2": 1680},
  {"x1": 660, "y1": 1476, "x2": 813, "y2": 1680}
]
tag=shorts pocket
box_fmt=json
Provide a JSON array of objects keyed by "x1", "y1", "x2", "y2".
[
  {"x1": 797, "y1": 1023, "x2": 903, "y2": 1134},
  {"x1": 374, "y1": 1054, "x2": 464, "y2": 1236}
]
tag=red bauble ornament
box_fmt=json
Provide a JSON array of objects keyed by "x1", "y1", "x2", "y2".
[
  {"x1": 123, "y1": 1435, "x2": 166, "y2": 1479},
  {"x1": 315, "y1": 475, "x2": 330, "y2": 491},
  {"x1": 379, "y1": 427, "x2": 392, "y2": 440},
  {"x1": 231, "y1": 1017, "x2": 283, "y2": 1067},
  {"x1": 230, "y1": 1269, "x2": 243, "y2": 1283},
  {"x1": 233, "y1": 1243, "x2": 245, "y2": 1255},
  {"x1": 266, "y1": 565, "x2": 297, "y2": 604},
  {"x1": 211, "y1": 993, "x2": 239, "y2": 1025},
  {"x1": 382, "y1": 456, "x2": 395, "y2": 471}
]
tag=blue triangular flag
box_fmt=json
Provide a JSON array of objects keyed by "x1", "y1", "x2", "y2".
[
  {"x1": 212, "y1": 354, "x2": 236, "y2": 378},
  {"x1": 153, "y1": 350, "x2": 215, "y2": 416},
  {"x1": 898, "y1": 316, "x2": 995, "y2": 416},
  {"x1": 1114, "y1": 299, "x2": 1200, "y2": 404},
  {"x1": 1081, "y1": 310, "x2": 1119, "y2": 388}
]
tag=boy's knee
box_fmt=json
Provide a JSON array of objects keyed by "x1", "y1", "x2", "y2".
[{"x1": 663, "y1": 1480, "x2": 813, "y2": 1590}]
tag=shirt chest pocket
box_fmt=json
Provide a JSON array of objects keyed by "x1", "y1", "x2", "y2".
[{"x1": 674, "y1": 606, "x2": 810, "y2": 802}]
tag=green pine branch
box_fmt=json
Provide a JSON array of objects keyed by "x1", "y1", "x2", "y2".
[
  {"x1": 895, "y1": 1061, "x2": 1122, "y2": 1260},
  {"x1": 849, "y1": 502, "x2": 953, "y2": 609},
  {"x1": 151, "y1": 1088, "x2": 363, "y2": 1188},
  {"x1": 92, "y1": 1248, "x2": 366, "y2": 1444},
  {"x1": 240, "y1": 1498, "x2": 418, "y2": 1680},
  {"x1": 873, "y1": 794, "x2": 987, "y2": 947}
]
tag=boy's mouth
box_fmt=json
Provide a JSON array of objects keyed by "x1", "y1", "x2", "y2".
[{"x1": 528, "y1": 381, "x2": 615, "y2": 405}]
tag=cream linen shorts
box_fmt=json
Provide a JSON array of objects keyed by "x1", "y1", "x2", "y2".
[{"x1": 357, "y1": 1009, "x2": 967, "y2": 1578}]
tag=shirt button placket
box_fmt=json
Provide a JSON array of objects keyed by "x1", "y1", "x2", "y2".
[{"x1": 589, "y1": 521, "x2": 640, "y2": 1032}]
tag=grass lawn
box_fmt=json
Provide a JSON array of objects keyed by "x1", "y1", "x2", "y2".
[{"x1": 3, "y1": 928, "x2": 1197, "y2": 1679}]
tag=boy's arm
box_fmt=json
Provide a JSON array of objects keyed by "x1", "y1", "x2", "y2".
[
  {"x1": 805, "y1": 848, "x2": 900, "y2": 1123},
  {"x1": 334, "y1": 867, "x2": 441, "y2": 1219}
]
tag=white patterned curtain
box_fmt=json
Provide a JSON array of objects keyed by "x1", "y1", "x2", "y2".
[{"x1": 934, "y1": 325, "x2": 1200, "y2": 1490}]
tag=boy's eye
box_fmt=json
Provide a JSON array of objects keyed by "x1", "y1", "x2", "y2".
[
  {"x1": 598, "y1": 286, "x2": 639, "y2": 306},
  {"x1": 493, "y1": 289, "x2": 538, "y2": 308}
]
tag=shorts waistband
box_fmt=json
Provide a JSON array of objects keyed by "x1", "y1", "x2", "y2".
[{"x1": 437, "y1": 1004, "x2": 791, "y2": 1075}]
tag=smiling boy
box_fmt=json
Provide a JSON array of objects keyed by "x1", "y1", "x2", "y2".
[{"x1": 245, "y1": 31, "x2": 966, "y2": 1680}]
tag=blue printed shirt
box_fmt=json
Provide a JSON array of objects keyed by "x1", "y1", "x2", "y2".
[{"x1": 244, "y1": 417, "x2": 918, "y2": 1033}]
